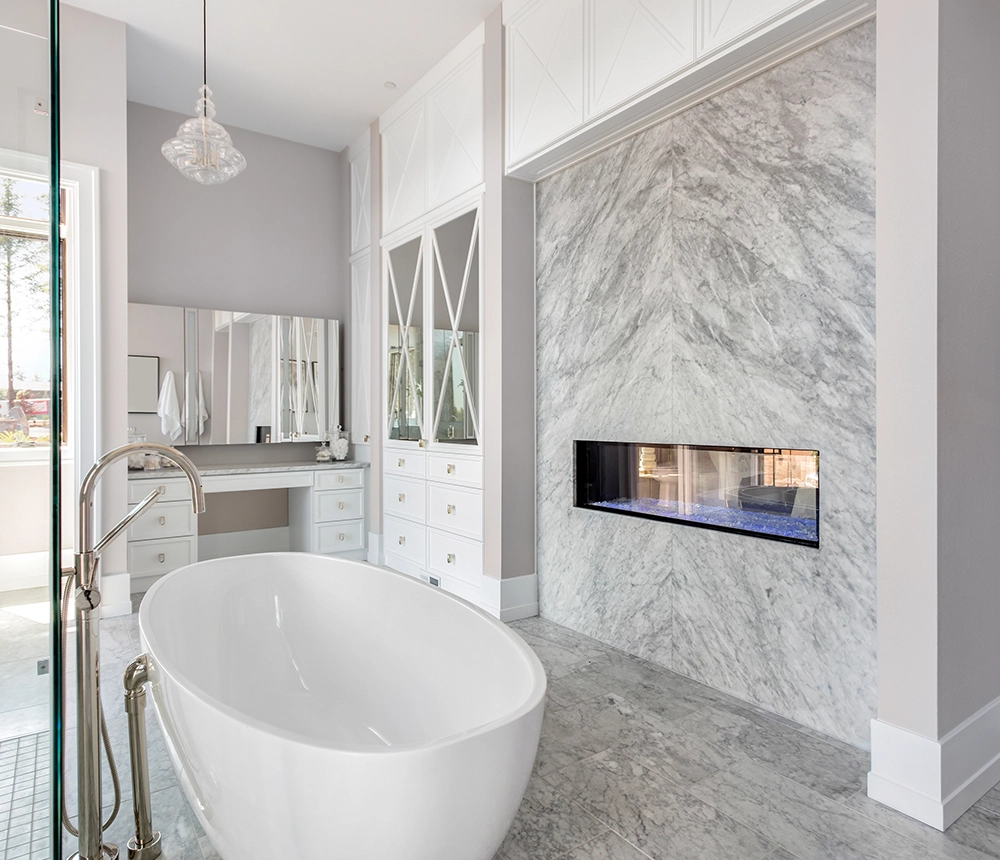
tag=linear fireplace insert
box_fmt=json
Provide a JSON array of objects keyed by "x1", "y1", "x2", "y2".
[{"x1": 575, "y1": 441, "x2": 820, "y2": 547}]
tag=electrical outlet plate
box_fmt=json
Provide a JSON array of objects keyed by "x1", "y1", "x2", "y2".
[{"x1": 36, "y1": 659, "x2": 49, "y2": 675}]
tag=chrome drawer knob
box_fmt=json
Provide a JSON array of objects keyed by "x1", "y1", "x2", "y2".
[
  {"x1": 338, "y1": 476, "x2": 344, "y2": 484},
  {"x1": 158, "y1": 516, "x2": 165, "y2": 526},
  {"x1": 398, "y1": 459, "x2": 404, "y2": 468},
  {"x1": 364, "y1": 435, "x2": 370, "y2": 443},
  {"x1": 158, "y1": 553, "x2": 165, "y2": 564},
  {"x1": 446, "y1": 464, "x2": 455, "y2": 474},
  {"x1": 446, "y1": 504, "x2": 455, "y2": 515},
  {"x1": 158, "y1": 486, "x2": 166, "y2": 494},
  {"x1": 398, "y1": 493, "x2": 405, "y2": 503},
  {"x1": 447, "y1": 553, "x2": 455, "y2": 564},
  {"x1": 339, "y1": 501, "x2": 346, "y2": 510},
  {"x1": 398, "y1": 536, "x2": 405, "y2": 546},
  {"x1": 339, "y1": 533, "x2": 345, "y2": 541}
]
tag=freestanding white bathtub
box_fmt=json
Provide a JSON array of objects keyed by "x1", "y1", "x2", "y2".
[{"x1": 138, "y1": 553, "x2": 546, "y2": 860}]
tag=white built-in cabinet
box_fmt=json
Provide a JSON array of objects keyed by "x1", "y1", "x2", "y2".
[
  {"x1": 350, "y1": 142, "x2": 371, "y2": 256},
  {"x1": 349, "y1": 131, "x2": 373, "y2": 448},
  {"x1": 382, "y1": 194, "x2": 484, "y2": 604},
  {"x1": 381, "y1": 27, "x2": 484, "y2": 235},
  {"x1": 350, "y1": 254, "x2": 372, "y2": 446},
  {"x1": 503, "y1": 0, "x2": 876, "y2": 178}
]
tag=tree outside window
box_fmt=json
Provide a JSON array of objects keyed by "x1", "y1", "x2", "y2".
[{"x1": 0, "y1": 176, "x2": 53, "y2": 446}]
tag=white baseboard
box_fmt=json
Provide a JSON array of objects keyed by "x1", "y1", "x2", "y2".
[
  {"x1": 100, "y1": 570, "x2": 132, "y2": 618},
  {"x1": 367, "y1": 532, "x2": 383, "y2": 566},
  {"x1": 869, "y1": 695, "x2": 1000, "y2": 830},
  {"x1": 198, "y1": 527, "x2": 290, "y2": 561},
  {"x1": 480, "y1": 573, "x2": 538, "y2": 623}
]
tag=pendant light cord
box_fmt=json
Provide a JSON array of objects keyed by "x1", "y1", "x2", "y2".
[{"x1": 203, "y1": 0, "x2": 207, "y2": 92}]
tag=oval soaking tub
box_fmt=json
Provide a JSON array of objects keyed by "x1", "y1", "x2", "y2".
[{"x1": 138, "y1": 552, "x2": 546, "y2": 860}]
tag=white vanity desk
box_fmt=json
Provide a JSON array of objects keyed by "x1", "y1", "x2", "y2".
[{"x1": 126, "y1": 461, "x2": 368, "y2": 590}]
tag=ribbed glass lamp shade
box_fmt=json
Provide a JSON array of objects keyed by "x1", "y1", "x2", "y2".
[{"x1": 161, "y1": 86, "x2": 246, "y2": 185}]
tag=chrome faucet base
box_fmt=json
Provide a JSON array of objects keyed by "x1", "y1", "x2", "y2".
[
  {"x1": 68, "y1": 843, "x2": 119, "y2": 860},
  {"x1": 72, "y1": 443, "x2": 205, "y2": 860},
  {"x1": 127, "y1": 830, "x2": 161, "y2": 860}
]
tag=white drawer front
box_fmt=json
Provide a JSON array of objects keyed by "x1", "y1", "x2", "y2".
[
  {"x1": 383, "y1": 475, "x2": 426, "y2": 523},
  {"x1": 316, "y1": 469, "x2": 365, "y2": 490},
  {"x1": 127, "y1": 537, "x2": 194, "y2": 577},
  {"x1": 384, "y1": 514, "x2": 426, "y2": 566},
  {"x1": 127, "y1": 478, "x2": 192, "y2": 504},
  {"x1": 427, "y1": 484, "x2": 483, "y2": 540},
  {"x1": 385, "y1": 450, "x2": 425, "y2": 479},
  {"x1": 315, "y1": 489, "x2": 365, "y2": 523},
  {"x1": 428, "y1": 528, "x2": 483, "y2": 587},
  {"x1": 128, "y1": 501, "x2": 195, "y2": 541},
  {"x1": 427, "y1": 454, "x2": 483, "y2": 488},
  {"x1": 316, "y1": 519, "x2": 365, "y2": 553}
]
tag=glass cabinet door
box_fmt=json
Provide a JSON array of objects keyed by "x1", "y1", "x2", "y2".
[
  {"x1": 386, "y1": 235, "x2": 424, "y2": 442},
  {"x1": 429, "y1": 207, "x2": 480, "y2": 446}
]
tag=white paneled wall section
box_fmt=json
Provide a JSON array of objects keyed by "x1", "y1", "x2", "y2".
[
  {"x1": 349, "y1": 129, "x2": 373, "y2": 450},
  {"x1": 503, "y1": 0, "x2": 876, "y2": 178},
  {"x1": 350, "y1": 139, "x2": 371, "y2": 256},
  {"x1": 381, "y1": 24, "x2": 485, "y2": 236}
]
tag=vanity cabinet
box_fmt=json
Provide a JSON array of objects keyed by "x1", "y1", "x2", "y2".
[
  {"x1": 503, "y1": 0, "x2": 876, "y2": 178},
  {"x1": 126, "y1": 475, "x2": 199, "y2": 585},
  {"x1": 126, "y1": 464, "x2": 369, "y2": 590}
]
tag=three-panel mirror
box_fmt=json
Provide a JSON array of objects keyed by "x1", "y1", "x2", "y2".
[{"x1": 127, "y1": 302, "x2": 340, "y2": 445}]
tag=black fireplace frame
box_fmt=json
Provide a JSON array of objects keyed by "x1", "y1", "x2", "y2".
[{"x1": 574, "y1": 439, "x2": 821, "y2": 549}]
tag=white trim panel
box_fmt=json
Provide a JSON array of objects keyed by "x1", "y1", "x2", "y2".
[
  {"x1": 480, "y1": 573, "x2": 539, "y2": 622},
  {"x1": 869, "y1": 697, "x2": 1000, "y2": 831}
]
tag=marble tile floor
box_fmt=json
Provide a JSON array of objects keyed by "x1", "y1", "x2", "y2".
[{"x1": 4, "y1": 587, "x2": 1000, "y2": 858}]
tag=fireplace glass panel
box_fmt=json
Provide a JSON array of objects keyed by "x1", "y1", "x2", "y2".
[{"x1": 575, "y1": 441, "x2": 819, "y2": 547}]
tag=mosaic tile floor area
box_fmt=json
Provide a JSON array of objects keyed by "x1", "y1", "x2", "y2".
[
  {"x1": 5, "y1": 585, "x2": 1000, "y2": 859},
  {"x1": 0, "y1": 733, "x2": 49, "y2": 860}
]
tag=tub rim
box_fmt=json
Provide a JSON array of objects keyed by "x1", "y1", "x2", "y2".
[{"x1": 138, "y1": 551, "x2": 547, "y2": 756}]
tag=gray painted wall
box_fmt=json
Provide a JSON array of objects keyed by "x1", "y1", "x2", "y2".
[
  {"x1": 127, "y1": 101, "x2": 354, "y2": 463},
  {"x1": 937, "y1": 0, "x2": 1000, "y2": 736},
  {"x1": 874, "y1": 0, "x2": 941, "y2": 740},
  {"x1": 535, "y1": 23, "x2": 876, "y2": 746},
  {"x1": 127, "y1": 101, "x2": 347, "y2": 320}
]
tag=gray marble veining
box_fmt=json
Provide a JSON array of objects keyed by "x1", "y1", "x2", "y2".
[
  {"x1": 690, "y1": 758, "x2": 945, "y2": 860},
  {"x1": 546, "y1": 749, "x2": 775, "y2": 860},
  {"x1": 535, "y1": 22, "x2": 876, "y2": 746}
]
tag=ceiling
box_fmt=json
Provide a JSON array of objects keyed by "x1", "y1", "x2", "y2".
[{"x1": 65, "y1": 0, "x2": 499, "y2": 152}]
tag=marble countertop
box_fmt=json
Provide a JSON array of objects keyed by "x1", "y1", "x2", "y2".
[{"x1": 128, "y1": 460, "x2": 368, "y2": 479}]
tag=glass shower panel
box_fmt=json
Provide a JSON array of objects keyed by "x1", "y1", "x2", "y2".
[
  {"x1": 430, "y1": 208, "x2": 480, "y2": 445},
  {"x1": 0, "y1": 2, "x2": 62, "y2": 858},
  {"x1": 386, "y1": 236, "x2": 424, "y2": 443}
]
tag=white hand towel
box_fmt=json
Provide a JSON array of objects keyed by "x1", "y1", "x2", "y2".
[
  {"x1": 157, "y1": 371, "x2": 183, "y2": 442},
  {"x1": 197, "y1": 371, "x2": 209, "y2": 436}
]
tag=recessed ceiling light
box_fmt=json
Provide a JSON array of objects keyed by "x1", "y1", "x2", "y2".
[{"x1": 384, "y1": 81, "x2": 397, "y2": 89}]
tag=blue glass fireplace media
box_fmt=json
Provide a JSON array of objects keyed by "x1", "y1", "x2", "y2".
[{"x1": 574, "y1": 441, "x2": 820, "y2": 548}]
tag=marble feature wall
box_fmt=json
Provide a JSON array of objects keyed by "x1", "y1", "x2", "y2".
[{"x1": 535, "y1": 23, "x2": 876, "y2": 747}]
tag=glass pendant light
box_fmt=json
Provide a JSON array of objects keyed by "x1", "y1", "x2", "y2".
[{"x1": 161, "y1": 0, "x2": 246, "y2": 184}]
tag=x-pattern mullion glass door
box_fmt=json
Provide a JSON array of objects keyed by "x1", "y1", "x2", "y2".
[
  {"x1": 429, "y1": 204, "x2": 481, "y2": 447},
  {"x1": 386, "y1": 234, "x2": 425, "y2": 442}
]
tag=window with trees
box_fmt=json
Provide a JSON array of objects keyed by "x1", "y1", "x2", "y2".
[{"x1": 0, "y1": 175, "x2": 65, "y2": 449}]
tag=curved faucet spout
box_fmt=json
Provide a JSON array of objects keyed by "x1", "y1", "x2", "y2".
[{"x1": 79, "y1": 442, "x2": 205, "y2": 557}]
